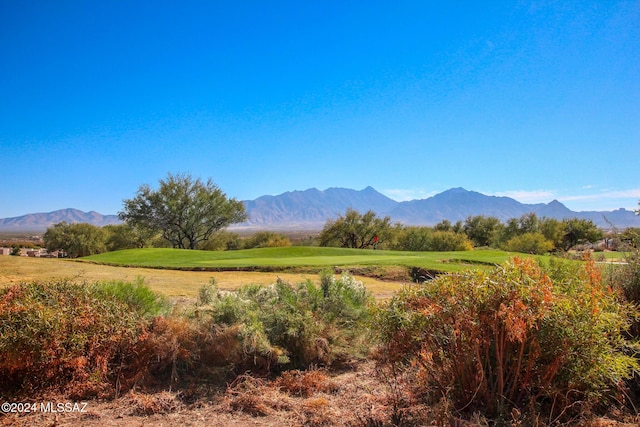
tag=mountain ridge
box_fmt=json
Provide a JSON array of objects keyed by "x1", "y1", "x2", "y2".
[{"x1": 1, "y1": 187, "x2": 639, "y2": 232}]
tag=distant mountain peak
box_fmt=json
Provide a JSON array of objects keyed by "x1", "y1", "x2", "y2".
[
  {"x1": 0, "y1": 209, "x2": 120, "y2": 232},
  {"x1": 3, "y1": 187, "x2": 640, "y2": 232},
  {"x1": 450, "y1": 187, "x2": 468, "y2": 192}
]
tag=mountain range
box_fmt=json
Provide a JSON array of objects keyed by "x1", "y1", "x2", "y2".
[{"x1": 1, "y1": 187, "x2": 639, "y2": 232}]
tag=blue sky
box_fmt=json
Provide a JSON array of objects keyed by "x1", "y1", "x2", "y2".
[{"x1": 1, "y1": 0, "x2": 639, "y2": 218}]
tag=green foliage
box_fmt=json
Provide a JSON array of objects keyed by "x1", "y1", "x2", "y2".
[
  {"x1": 389, "y1": 226, "x2": 430, "y2": 251},
  {"x1": 466, "y1": 213, "x2": 601, "y2": 252},
  {"x1": 196, "y1": 230, "x2": 242, "y2": 251},
  {"x1": 504, "y1": 231, "x2": 553, "y2": 254},
  {"x1": 201, "y1": 272, "x2": 374, "y2": 370},
  {"x1": 429, "y1": 230, "x2": 473, "y2": 251},
  {"x1": 43, "y1": 221, "x2": 108, "y2": 258},
  {"x1": 538, "y1": 217, "x2": 565, "y2": 250},
  {"x1": 0, "y1": 279, "x2": 165, "y2": 396},
  {"x1": 433, "y1": 219, "x2": 463, "y2": 233},
  {"x1": 103, "y1": 223, "x2": 156, "y2": 251},
  {"x1": 606, "y1": 249, "x2": 640, "y2": 335},
  {"x1": 620, "y1": 227, "x2": 640, "y2": 250},
  {"x1": 462, "y1": 215, "x2": 502, "y2": 247},
  {"x1": 243, "y1": 231, "x2": 292, "y2": 249},
  {"x1": 392, "y1": 226, "x2": 472, "y2": 251},
  {"x1": 621, "y1": 250, "x2": 640, "y2": 301},
  {"x1": 94, "y1": 278, "x2": 170, "y2": 317},
  {"x1": 83, "y1": 246, "x2": 518, "y2": 274},
  {"x1": 561, "y1": 217, "x2": 603, "y2": 251},
  {"x1": 374, "y1": 257, "x2": 638, "y2": 420},
  {"x1": 319, "y1": 208, "x2": 392, "y2": 249},
  {"x1": 197, "y1": 278, "x2": 218, "y2": 306},
  {"x1": 119, "y1": 173, "x2": 247, "y2": 250}
]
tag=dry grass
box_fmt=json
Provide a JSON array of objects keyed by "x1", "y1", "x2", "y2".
[
  {"x1": 125, "y1": 390, "x2": 183, "y2": 416},
  {"x1": 0, "y1": 256, "x2": 407, "y2": 299},
  {"x1": 3, "y1": 360, "x2": 638, "y2": 427}
]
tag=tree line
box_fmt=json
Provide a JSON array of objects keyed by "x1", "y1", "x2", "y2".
[
  {"x1": 41, "y1": 174, "x2": 636, "y2": 257},
  {"x1": 318, "y1": 208, "x2": 608, "y2": 254}
]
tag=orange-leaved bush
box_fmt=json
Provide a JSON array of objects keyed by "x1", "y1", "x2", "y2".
[
  {"x1": 0, "y1": 280, "x2": 165, "y2": 398},
  {"x1": 373, "y1": 257, "x2": 638, "y2": 421}
]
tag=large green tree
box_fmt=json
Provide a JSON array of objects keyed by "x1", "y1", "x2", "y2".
[
  {"x1": 319, "y1": 208, "x2": 391, "y2": 249},
  {"x1": 103, "y1": 223, "x2": 157, "y2": 251},
  {"x1": 561, "y1": 218, "x2": 603, "y2": 251},
  {"x1": 119, "y1": 173, "x2": 248, "y2": 249},
  {"x1": 43, "y1": 222, "x2": 107, "y2": 258},
  {"x1": 462, "y1": 215, "x2": 502, "y2": 247}
]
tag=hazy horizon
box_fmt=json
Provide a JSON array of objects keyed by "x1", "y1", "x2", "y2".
[{"x1": 1, "y1": 185, "x2": 638, "y2": 220}]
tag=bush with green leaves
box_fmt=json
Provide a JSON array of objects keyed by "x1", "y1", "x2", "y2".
[
  {"x1": 605, "y1": 249, "x2": 640, "y2": 337},
  {"x1": 197, "y1": 230, "x2": 242, "y2": 250},
  {"x1": 0, "y1": 279, "x2": 168, "y2": 397},
  {"x1": 198, "y1": 272, "x2": 373, "y2": 371},
  {"x1": 43, "y1": 221, "x2": 108, "y2": 258},
  {"x1": 503, "y1": 231, "x2": 553, "y2": 254},
  {"x1": 374, "y1": 257, "x2": 638, "y2": 422},
  {"x1": 242, "y1": 231, "x2": 292, "y2": 249},
  {"x1": 92, "y1": 277, "x2": 170, "y2": 317},
  {"x1": 392, "y1": 226, "x2": 473, "y2": 251}
]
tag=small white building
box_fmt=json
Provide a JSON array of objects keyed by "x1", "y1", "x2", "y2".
[{"x1": 0, "y1": 247, "x2": 12, "y2": 256}]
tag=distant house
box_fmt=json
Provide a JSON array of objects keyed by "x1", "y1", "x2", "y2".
[
  {"x1": 0, "y1": 247, "x2": 12, "y2": 256},
  {"x1": 45, "y1": 250, "x2": 67, "y2": 258},
  {"x1": 35, "y1": 248, "x2": 50, "y2": 257},
  {"x1": 21, "y1": 248, "x2": 49, "y2": 257}
]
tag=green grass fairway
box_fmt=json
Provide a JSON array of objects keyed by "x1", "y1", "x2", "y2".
[{"x1": 82, "y1": 246, "x2": 522, "y2": 272}]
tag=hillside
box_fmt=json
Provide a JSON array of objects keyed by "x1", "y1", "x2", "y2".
[
  {"x1": 2, "y1": 187, "x2": 639, "y2": 231},
  {"x1": 0, "y1": 208, "x2": 120, "y2": 232}
]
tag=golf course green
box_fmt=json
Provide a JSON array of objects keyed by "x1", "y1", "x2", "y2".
[{"x1": 82, "y1": 246, "x2": 523, "y2": 272}]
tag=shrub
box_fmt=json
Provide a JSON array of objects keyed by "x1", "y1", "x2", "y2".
[
  {"x1": 608, "y1": 249, "x2": 640, "y2": 305},
  {"x1": 503, "y1": 231, "x2": 553, "y2": 254},
  {"x1": 428, "y1": 230, "x2": 473, "y2": 251},
  {"x1": 391, "y1": 226, "x2": 431, "y2": 251},
  {"x1": 374, "y1": 257, "x2": 638, "y2": 421},
  {"x1": 197, "y1": 230, "x2": 242, "y2": 251},
  {"x1": 392, "y1": 227, "x2": 473, "y2": 251},
  {"x1": 243, "y1": 231, "x2": 292, "y2": 249},
  {"x1": 0, "y1": 279, "x2": 162, "y2": 397},
  {"x1": 605, "y1": 249, "x2": 640, "y2": 336},
  {"x1": 94, "y1": 277, "x2": 170, "y2": 317},
  {"x1": 201, "y1": 273, "x2": 374, "y2": 371},
  {"x1": 43, "y1": 222, "x2": 108, "y2": 258}
]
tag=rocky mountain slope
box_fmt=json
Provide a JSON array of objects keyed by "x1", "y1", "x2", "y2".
[{"x1": 2, "y1": 187, "x2": 639, "y2": 231}]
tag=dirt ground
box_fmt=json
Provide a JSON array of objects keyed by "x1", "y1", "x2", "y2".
[
  {"x1": 3, "y1": 360, "x2": 639, "y2": 427},
  {"x1": 1, "y1": 361, "x2": 400, "y2": 427}
]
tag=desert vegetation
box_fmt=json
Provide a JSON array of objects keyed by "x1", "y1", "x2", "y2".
[
  {"x1": 36, "y1": 212, "x2": 606, "y2": 262},
  {"x1": 3, "y1": 249, "x2": 640, "y2": 425},
  {"x1": 3, "y1": 180, "x2": 640, "y2": 425},
  {"x1": 374, "y1": 257, "x2": 639, "y2": 424}
]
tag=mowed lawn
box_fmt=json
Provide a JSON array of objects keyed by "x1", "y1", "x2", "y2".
[
  {"x1": 2, "y1": 247, "x2": 552, "y2": 301},
  {"x1": 82, "y1": 246, "x2": 517, "y2": 271}
]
